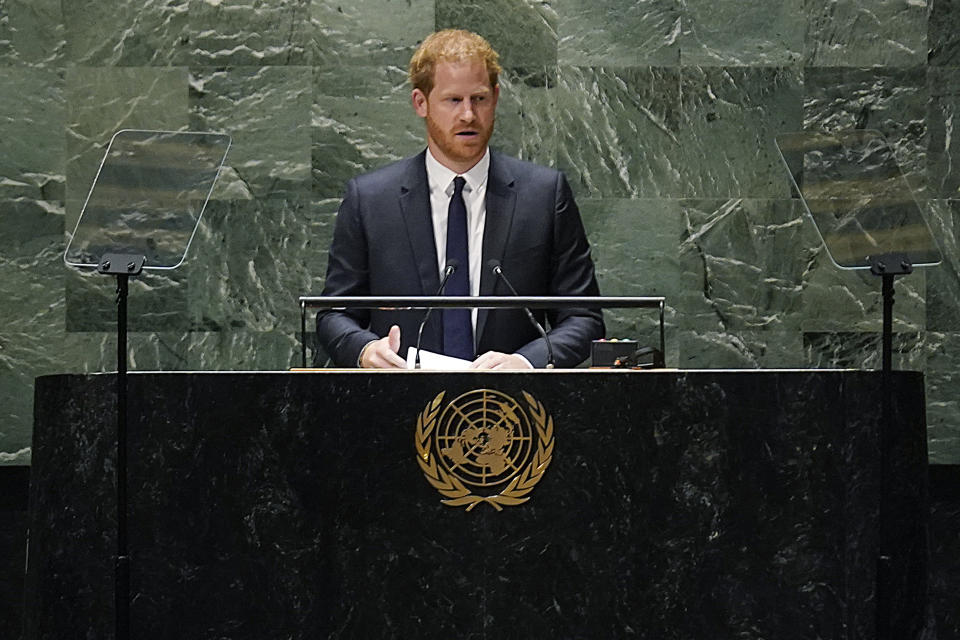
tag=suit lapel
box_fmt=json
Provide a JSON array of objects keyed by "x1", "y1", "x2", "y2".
[
  {"x1": 477, "y1": 151, "x2": 518, "y2": 345},
  {"x1": 398, "y1": 151, "x2": 439, "y2": 295}
]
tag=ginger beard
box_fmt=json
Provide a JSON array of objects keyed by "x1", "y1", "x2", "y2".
[{"x1": 413, "y1": 59, "x2": 498, "y2": 173}]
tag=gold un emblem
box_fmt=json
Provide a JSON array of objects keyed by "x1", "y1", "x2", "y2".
[{"x1": 415, "y1": 389, "x2": 555, "y2": 511}]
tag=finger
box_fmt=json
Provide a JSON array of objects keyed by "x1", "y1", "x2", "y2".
[
  {"x1": 491, "y1": 354, "x2": 527, "y2": 370},
  {"x1": 371, "y1": 342, "x2": 406, "y2": 369},
  {"x1": 387, "y1": 325, "x2": 401, "y2": 353},
  {"x1": 470, "y1": 351, "x2": 500, "y2": 370},
  {"x1": 382, "y1": 349, "x2": 406, "y2": 368},
  {"x1": 363, "y1": 336, "x2": 403, "y2": 368}
]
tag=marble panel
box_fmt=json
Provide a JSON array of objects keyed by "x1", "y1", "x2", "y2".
[
  {"x1": 801, "y1": 250, "x2": 927, "y2": 333},
  {"x1": 929, "y1": 0, "x2": 960, "y2": 66},
  {"x1": 307, "y1": 197, "x2": 337, "y2": 288},
  {"x1": 0, "y1": 199, "x2": 65, "y2": 462},
  {"x1": 62, "y1": 0, "x2": 188, "y2": 66},
  {"x1": 925, "y1": 200, "x2": 960, "y2": 331},
  {"x1": 181, "y1": 330, "x2": 306, "y2": 370},
  {"x1": 190, "y1": 66, "x2": 312, "y2": 199},
  {"x1": 679, "y1": 66, "x2": 803, "y2": 198},
  {"x1": 679, "y1": 328, "x2": 804, "y2": 368},
  {"x1": 803, "y1": 330, "x2": 929, "y2": 371},
  {"x1": 579, "y1": 198, "x2": 681, "y2": 352},
  {"x1": 805, "y1": 0, "x2": 928, "y2": 67},
  {"x1": 64, "y1": 264, "x2": 190, "y2": 333},
  {"x1": 65, "y1": 67, "x2": 189, "y2": 204},
  {"x1": 0, "y1": 67, "x2": 64, "y2": 200},
  {"x1": 554, "y1": 0, "x2": 680, "y2": 66},
  {"x1": 0, "y1": 199, "x2": 64, "y2": 334},
  {"x1": 188, "y1": 0, "x2": 311, "y2": 66},
  {"x1": 0, "y1": 0, "x2": 63, "y2": 65},
  {"x1": 928, "y1": 66, "x2": 960, "y2": 198},
  {"x1": 313, "y1": 51, "x2": 411, "y2": 99},
  {"x1": 61, "y1": 331, "x2": 200, "y2": 373},
  {"x1": 49, "y1": 331, "x2": 216, "y2": 374},
  {"x1": 64, "y1": 330, "x2": 307, "y2": 372},
  {"x1": 312, "y1": 0, "x2": 434, "y2": 71},
  {"x1": 924, "y1": 332, "x2": 960, "y2": 463},
  {"x1": 0, "y1": 351, "x2": 33, "y2": 463},
  {"x1": 0, "y1": 3, "x2": 9, "y2": 62},
  {"x1": 312, "y1": 67, "x2": 423, "y2": 198},
  {"x1": 676, "y1": 198, "x2": 809, "y2": 333},
  {"x1": 185, "y1": 198, "x2": 331, "y2": 333},
  {"x1": 490, "y1": 67, "x2": 559, "y2": 166},
  {"x1": 0, "y1": 328, "x2": 130, "y2": 464},
  {"x1": 803, "y1": 67, "x2": 928, "y2": 194},
  {"x1": 553, "y1": 66, "x2": 683, "y2": 198},
  {"x1": 580, "y1": 198, "x2": 684, "y2": 293},
  {"x1": 435, "y1": 0, "x2": 557, "y2": 69},
  {"x1": 679, "y1": 0, "x2": 803, "y2": 66}
]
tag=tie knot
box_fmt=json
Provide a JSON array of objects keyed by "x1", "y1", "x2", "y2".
[{"x1": 452, "y1": 176, "x2": 466, "y2": 196}]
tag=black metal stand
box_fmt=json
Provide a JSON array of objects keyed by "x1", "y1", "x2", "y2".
[
  {"x1": 97, "y1": 253, "x2": 145, "y2": 640},
  {"x1": 870, "y1": 253, "x2": 912, "y2": 375},
  {"x1": 868, "y1": 253, "x2": 912, "y2": 640}
]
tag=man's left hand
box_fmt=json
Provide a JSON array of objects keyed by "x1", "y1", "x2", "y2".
[{"x1": 470, "y1": 351, "x2": 534, "y2": 370}]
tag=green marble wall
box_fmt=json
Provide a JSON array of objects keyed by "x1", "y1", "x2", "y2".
[{"x1": 1, "y1": 0, "x2": 958, "y2": 464}]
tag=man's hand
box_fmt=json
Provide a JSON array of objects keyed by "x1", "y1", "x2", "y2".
[
  {"x1": 359, "y1": 325, "x2": 406, "y2": 369},
  {"x1": 470, "y1": 351, "x2": 534, "y2": 370}
]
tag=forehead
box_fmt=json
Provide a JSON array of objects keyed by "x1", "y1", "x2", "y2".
[{"x1": 430, "y1": 59, "x2": 493, "y2": 94}]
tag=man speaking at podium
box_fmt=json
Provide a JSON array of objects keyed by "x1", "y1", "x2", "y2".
[{"x1": 317, "y1": 29, "x2": 603, "y2": 369}]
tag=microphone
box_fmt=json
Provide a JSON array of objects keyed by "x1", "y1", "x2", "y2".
[
  {"x1": 488, "y1": 260, "x2": 555, "y2": 369},
  {"x1": 414, "y1": 259, "x2": 459, "y2": 369}
]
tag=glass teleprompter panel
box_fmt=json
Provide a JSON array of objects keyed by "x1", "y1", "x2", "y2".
[
  {"x1": 775, "y1": 129, "x2": 940, "y2": 270},
  {"x1": 65, "y1": 129, "x2": 231, "y2": 270}
]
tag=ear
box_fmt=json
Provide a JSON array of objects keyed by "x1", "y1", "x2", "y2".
[
  {"x1": 412, "y1": 88, "x2": 428, "y2": 118},
  {"x1": 492, "y1": 84, "x2": 500, "y2": 106}
]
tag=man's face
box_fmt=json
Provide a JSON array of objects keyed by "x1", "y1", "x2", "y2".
[{"x1": 412, "y1": 59, "x2": 499, "y2": 173}]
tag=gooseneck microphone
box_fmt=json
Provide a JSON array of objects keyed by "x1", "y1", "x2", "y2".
[
  {"x1": 414, "y1": 259, "x2": 459, "y2": 369},
  {"x1": 488, "y1": 260, "x2": 555, "y2": 369}
]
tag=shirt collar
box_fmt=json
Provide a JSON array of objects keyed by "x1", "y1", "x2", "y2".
[{"x1": 425, "y1": 147, "x2": 490, "y2": 196}]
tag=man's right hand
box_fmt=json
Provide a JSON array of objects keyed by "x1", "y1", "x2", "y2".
[{"x1": 359, "y1": 325, "x2": 406, "y2": 369}]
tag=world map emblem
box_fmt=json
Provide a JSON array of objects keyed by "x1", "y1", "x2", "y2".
[{"x1": 415, "y1": 389, "x2": 555, "y2": 511}]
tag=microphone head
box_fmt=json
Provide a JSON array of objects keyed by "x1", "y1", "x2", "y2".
[
  {"x1": 445, "y1": 258, "x2": 460, "y2": 272},
  {"x1": 486, "y1": 259, "x2": 502, "y2": 273}
]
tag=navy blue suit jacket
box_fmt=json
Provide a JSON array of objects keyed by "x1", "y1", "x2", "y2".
[{"x1": 317, "y1": 149, "x2": 604, "y2": 367}]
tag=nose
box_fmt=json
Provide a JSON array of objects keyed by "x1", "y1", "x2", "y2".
[{"x1": 458, "y1": 101, "x2": 475, "y2": 122}]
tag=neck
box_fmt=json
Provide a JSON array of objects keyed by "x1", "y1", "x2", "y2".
[{"x1": 426, "y1": 140, "x2": 486, "y2": 175}]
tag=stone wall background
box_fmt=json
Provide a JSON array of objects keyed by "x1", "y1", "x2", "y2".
[{"x1": 1, "y1": 0, "x2": 958, "y2": 464}]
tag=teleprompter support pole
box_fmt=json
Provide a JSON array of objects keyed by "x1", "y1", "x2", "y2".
[
  {"x1": 868, "y1": 253, "x2": 912, "y2": 640},
  {"x1": 98, "y1": 253, "x2": 145, "y2": 640}
]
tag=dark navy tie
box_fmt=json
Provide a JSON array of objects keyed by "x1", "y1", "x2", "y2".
[{"x1": 443, "y1": 176, "x2": 474, "y2": 360}]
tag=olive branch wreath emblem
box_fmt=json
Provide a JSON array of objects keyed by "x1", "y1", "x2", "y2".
[{"x1": 414, "y1": 390, "x2": 555, "y2": 511}]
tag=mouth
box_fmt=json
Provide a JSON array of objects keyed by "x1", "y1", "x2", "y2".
[{"x1": 455, "y1": 130, "x2": 479, "y2": 138}]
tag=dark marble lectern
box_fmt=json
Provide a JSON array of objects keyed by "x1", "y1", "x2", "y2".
[{"x1": 25, "y1": 370, "x2": 929, "y2": 639}]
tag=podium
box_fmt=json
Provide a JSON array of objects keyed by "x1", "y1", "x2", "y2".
[{"x1": 25, "y1": 370, "x2": 928, "y2": 638}]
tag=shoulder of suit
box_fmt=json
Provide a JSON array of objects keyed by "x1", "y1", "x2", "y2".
[
  {"x1": 351, "y1": 151, "x2": 426, "y2": 190},
  {"x1": 490, "y1": 150, "x2": 563, "y2": 184}
]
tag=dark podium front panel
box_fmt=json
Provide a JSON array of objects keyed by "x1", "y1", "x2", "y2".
[{"x1": 26, "y1": 371, "x2": 928, "y2": 639}]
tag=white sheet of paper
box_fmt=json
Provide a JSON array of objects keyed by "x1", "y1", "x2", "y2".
[{"x1": 406, "y1": 347, "x2": 472, "y2": 370}]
